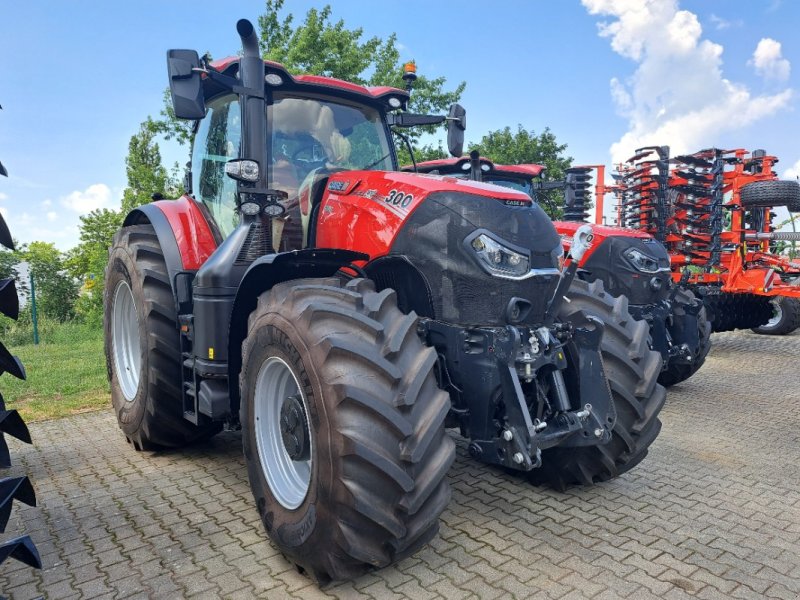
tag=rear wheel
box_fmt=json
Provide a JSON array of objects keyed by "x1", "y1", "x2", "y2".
[
  {"x1": 240, "y1": 277, "x2": 454, "y2": 582},
  {"x1": 528, "y1": 279, "x2": 666, "y2": 490},
  {"x1": 751, "y1": 296, "x2": 800, "y2": 335},
  {"x1": 658, "y1": 287, "x2": 712, "y2": 387},
  {"x1": 104, "y1": 225, "x2": 220, "y2": 450}
]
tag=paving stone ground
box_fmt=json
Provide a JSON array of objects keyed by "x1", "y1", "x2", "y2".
[{"x1": 1, "y1": 330, "x2": 799, "y2": 599}]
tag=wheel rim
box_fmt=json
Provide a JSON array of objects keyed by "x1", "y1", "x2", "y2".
[
  {"x1": 112, "y1": 281, "x2": 142, "y2": 401},
  {"x1": 254, "y1": 356, "x2": 312, "y2": 510},
  {"x1": 765, "y1": 299, "x2": 783, "y2": 328}
]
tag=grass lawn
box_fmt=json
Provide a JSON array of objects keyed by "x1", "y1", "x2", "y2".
[{"x1": 2, "y1": 322, "x2": 110, "y2": 422}]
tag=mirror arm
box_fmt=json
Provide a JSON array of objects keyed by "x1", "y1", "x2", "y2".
[{"x1": 199, "y1": 68, "x2": 267, "y2": 100}]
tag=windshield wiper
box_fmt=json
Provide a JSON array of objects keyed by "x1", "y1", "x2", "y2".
[{"x1": 359, "y1": 152, "x2": 391, "y2": 171}]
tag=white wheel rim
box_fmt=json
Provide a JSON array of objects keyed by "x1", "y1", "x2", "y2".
[
  {"x1": 112, "y1": 281, "x2": 142, "y2": 401},
  {"x1": 254, "y1": 356, "x2": 312, "y2": 510},
  {"x1": 765, "y1": 299, "x2": 783, "y2": 328}
]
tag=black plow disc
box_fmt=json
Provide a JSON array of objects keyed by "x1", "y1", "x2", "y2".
[
  {"x1": 0, "y1": 159, "x2": 43, "y2": 574},
  {"x1": 0, "y1": 279, "x2": 19, "y2": 321},
  {"x1": 0, "y1": 535, "x2": 42, "y2": 569},
  {"x1": 0, "y1": 408, "x2": 32, "y2": 445},
  {"x1": 0, "y1": 341, "x2": 25, "y2": 381},
  {"x1": 0, "y1": 213, "x2": 12, "y2": 251},
  {"x1": 0, "y1": 476, "x2": 36, "y2": 532}
]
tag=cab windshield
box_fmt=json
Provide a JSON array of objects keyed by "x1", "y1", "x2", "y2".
[
  {"x1": 268, "y1": 94, "x2": 395, "y2": 199},
  {"x1": 483, "y1": 176, "x2": 534, "y2": 197},
  {"x1": 192, "y1": 93, "x2": 395, "y2": 238}
]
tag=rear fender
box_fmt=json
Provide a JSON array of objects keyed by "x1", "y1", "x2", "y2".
[
  {"x1": 123, "y1": 197, "x2": 219, "y2": 310},
  {"x1": 226, "y1": 248, "x2": 368, "y2": 415}
]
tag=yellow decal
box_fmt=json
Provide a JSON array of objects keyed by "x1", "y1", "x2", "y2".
[
  {"x1": 558, "y1": 352, "x2": 564, "y2": 360},
  {"x1": 208, "y1": 347, "x2": 215, "y2": 360}
]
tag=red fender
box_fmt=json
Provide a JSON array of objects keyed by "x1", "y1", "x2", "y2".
[{"x1": 152, "y1": 196, "x2": 218, "y2": 270}]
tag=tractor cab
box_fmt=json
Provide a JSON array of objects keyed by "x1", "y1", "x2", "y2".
[{"x1": 185, "y1": 56, "x2": 451, "y2": 248}]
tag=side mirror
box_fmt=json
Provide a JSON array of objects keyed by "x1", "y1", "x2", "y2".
[
  {"x1": 167, "y1": 49, "x2": 206, "y2": 120},
  {"x1": 447, "y1": 103, "x2": 466, "y2": 158}
]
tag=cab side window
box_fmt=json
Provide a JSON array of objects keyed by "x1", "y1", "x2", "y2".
[{"x1": 191, "y1": 95, "x2": 241, "y2": 238}]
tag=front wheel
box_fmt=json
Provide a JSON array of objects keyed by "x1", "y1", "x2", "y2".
[
  {"x1": 528, "y1": 279, "x2": 666, "y2": 490},
  {"x1": 240, "y1": 277, "x2": 454, "y2": 582}
]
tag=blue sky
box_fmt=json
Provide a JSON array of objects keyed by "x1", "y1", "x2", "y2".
[{"x1": 1, "y1": 0, "x2": 798, "y2": 249}]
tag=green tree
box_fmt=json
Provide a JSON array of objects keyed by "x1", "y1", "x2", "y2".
[
  {"x1": 0, "y1": 242, "x2": 22, "y2": 281},
  {"x1": 66, "y1": 209, "x2": 124, "y2": 325},
  {"x1": 472, "y1": 125, "x2": 573, "y2": 218},
  {"x1": 150, "y1": 1, "x2": 465, "y2": 154},
  {"x1": 397, "y1": 141, "x2": 448, "y2": 169},
  {"x1": 121, "y1": 120, "x2": 181, "y2": 214},
  {"x1": 21, "y1": 241, "x2": 79, "y2": 322}
]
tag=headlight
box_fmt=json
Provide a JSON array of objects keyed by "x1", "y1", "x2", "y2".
[
  {"x1": 469, "y1": 233, "x2": 530, "y2": 279},
  {"x1": 624, "y1": 248, "x2": 667, "y2": 274}
]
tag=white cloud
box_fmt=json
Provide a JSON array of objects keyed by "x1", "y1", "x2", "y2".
[
  {"x1": 783, "y1": 158, "x2": 800, "y2": 180},
  {"x1": 46, "y1": 211, "x2": 57, "y2": 222},
  {"x1": 709, "y1": 14, "x2": 742, "y2": 30},
  {"x1": 0, "y1": 193, "x2": 7, "y2": 201},
  {"x1": 60, "y1": 183, "x2": 112, "y2": 213},
  {"x1": 582, "y1": 0, "x2": 793, "y2": 163},
  {"x1": 750, "y1": 38, "x2": 790, "y2": 81},
  {"x1": 709, "y1": 14, "x2": 730, "y2": 29},
  {"x1": 0, "y1": 207, "x2": 8, "y2": 220},
  {"x1": 42, "y1": 199, "x2": 51, "y2": 208}
]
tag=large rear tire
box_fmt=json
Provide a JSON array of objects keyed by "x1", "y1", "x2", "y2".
[
  {"x1": 240, "y1": 277, "x2": 454, "y2": 582},
  {"x1": 104, "y1": 225, "x2": 221, "y2": 450},
  {"x1": 751, "y1": 296, "x2": 800, "y2": 335},
  {"x1": 658, "y1": 287, "x2": 712, "y2": 387},
  {"x1": 528, "y1": 279, "x2": 666, "y2": 490}
]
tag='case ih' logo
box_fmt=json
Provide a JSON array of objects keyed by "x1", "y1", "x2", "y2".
[{"x1": 328, "y1": 180, "x2": 349, "y2": 192}]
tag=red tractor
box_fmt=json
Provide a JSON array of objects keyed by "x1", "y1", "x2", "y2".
[
  {"x1": 408, "y1": 154, "x2": 711, "y2": 387},
  {"x1": 104, "y1": 20, "x2": 664, "y2": 581}
]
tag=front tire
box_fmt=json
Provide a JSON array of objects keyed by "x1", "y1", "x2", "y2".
[
  {"x1": 240, "y1": 277, "x2": 454, "y2": 582},
  {"x1": 104, "y1": 225, "x2": 220, "y2": 450},
  {"x1": 528, "y1": 279, "x2": 666, "y2": 490}
]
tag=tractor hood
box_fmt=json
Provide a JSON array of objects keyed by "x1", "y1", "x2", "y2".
[{"x1": 315, "y1": 169, "x2": 563, "y2": 327}]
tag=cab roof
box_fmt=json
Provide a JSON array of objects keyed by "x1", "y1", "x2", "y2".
[
  {"x1": 407, "y1": 156, "x2": 546, "y2": 178},
  {"x1": 207, "y1": 57, "x2": 409, "y2": 104}
]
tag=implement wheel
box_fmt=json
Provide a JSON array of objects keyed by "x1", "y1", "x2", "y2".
[
  {"x1": 740, "y1": 180, "x2": 800, "y2": 211},
  {"x1": 751, "y1": 296, "x2": 800, "y2": 335}
]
